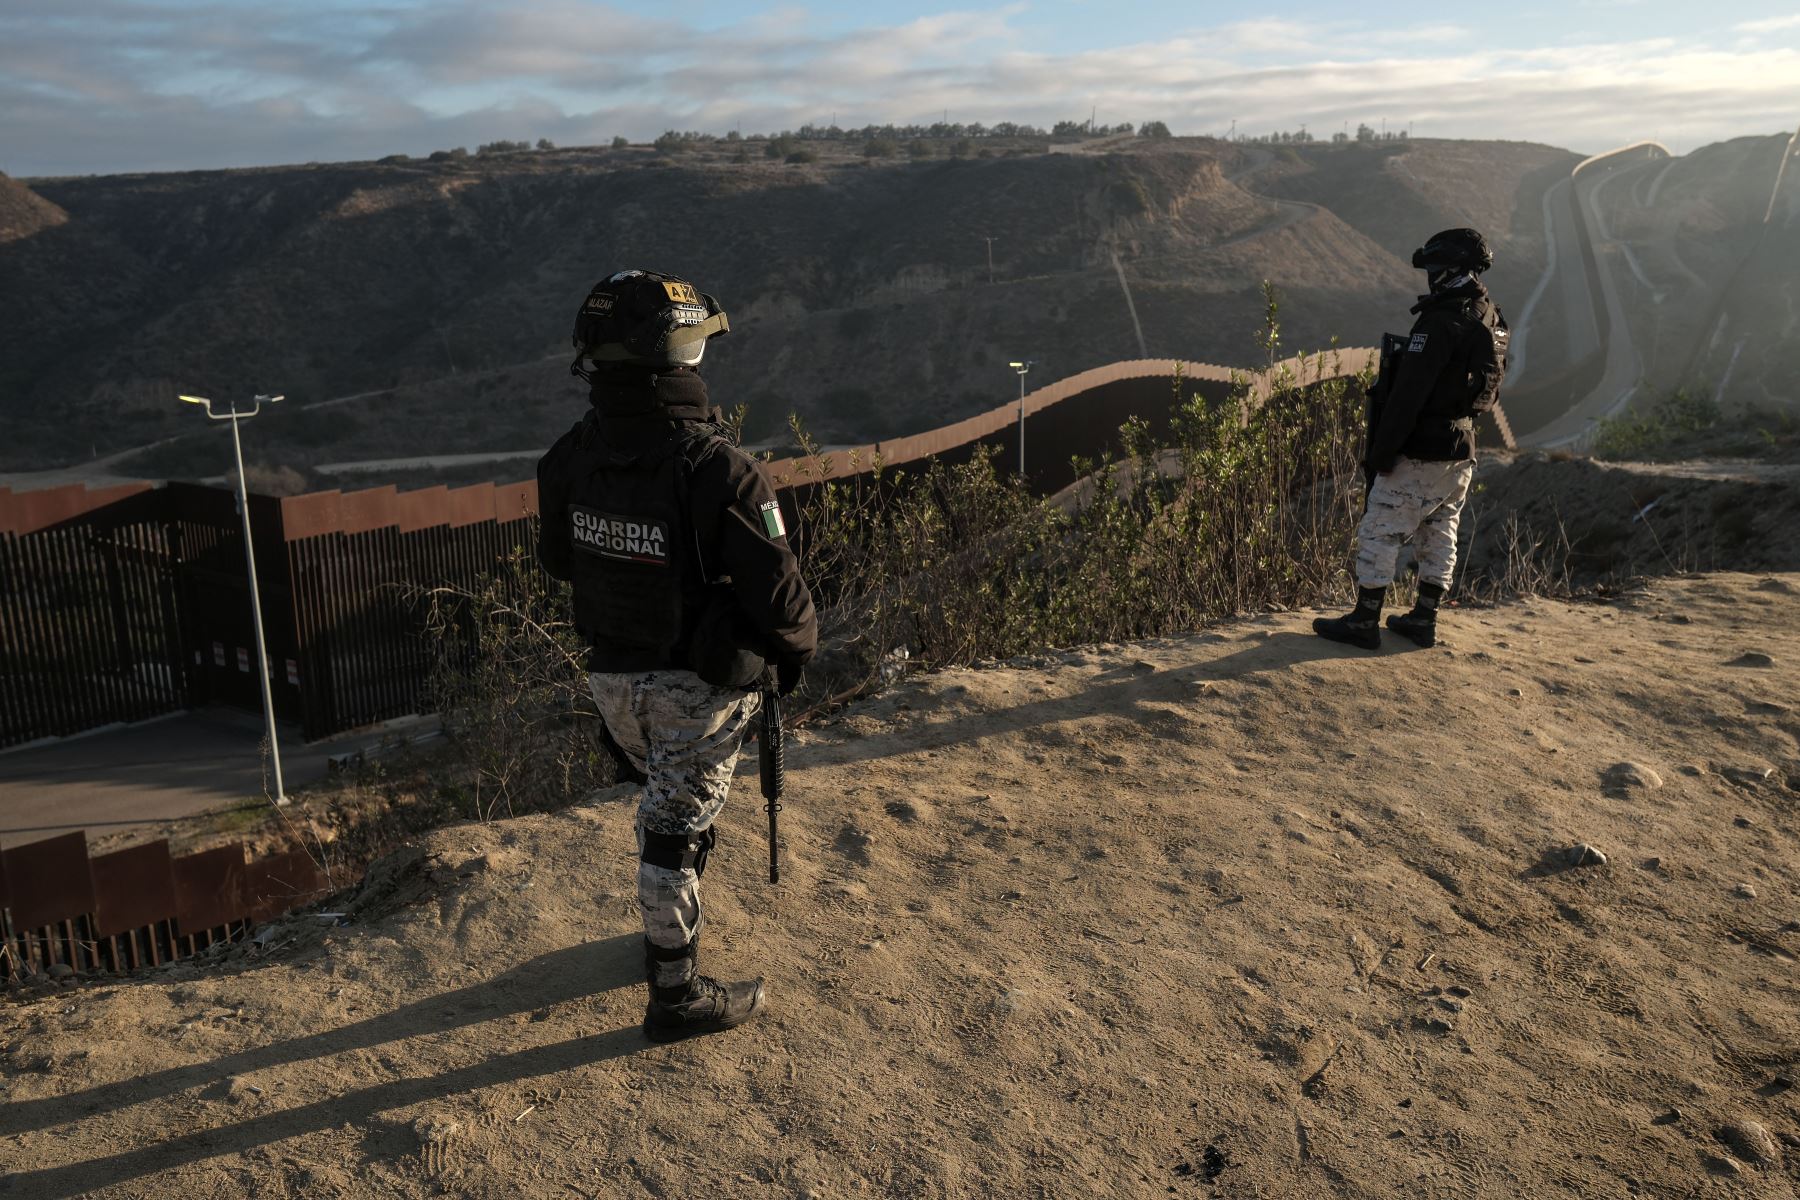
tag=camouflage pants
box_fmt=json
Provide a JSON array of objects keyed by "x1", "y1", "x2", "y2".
[
  {"x1": 1355, "y1": 456, "x2": 1475, "y2": 590},
  {"x1": 588, "y1": 670, "x2": 759, "y2": 989}
]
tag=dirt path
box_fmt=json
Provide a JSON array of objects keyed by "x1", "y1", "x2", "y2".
[{"x1": 3, "y1": 573, "x2": 1797, "y2": 1197}]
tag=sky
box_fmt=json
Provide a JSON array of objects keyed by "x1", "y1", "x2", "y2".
[{"x1": 2, "y1": 0, "x2": 1797, "y2": 177}]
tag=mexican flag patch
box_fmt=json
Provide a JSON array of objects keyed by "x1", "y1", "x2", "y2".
[{"x1": 759, "y1": 500, "x2": 787, "y2": 539}]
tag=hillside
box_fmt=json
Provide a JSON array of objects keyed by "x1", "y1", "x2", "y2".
[
  {"x1": 0, "y1": 135, "x2": 1555, "y2": 476},
  {"x1": 3, "y1": 572, "x2": 1797, "y2": 1197}
]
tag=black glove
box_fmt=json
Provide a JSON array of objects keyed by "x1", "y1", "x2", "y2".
[{"x1": 776, "y1": 657, "x2": 805, "y2": 698}]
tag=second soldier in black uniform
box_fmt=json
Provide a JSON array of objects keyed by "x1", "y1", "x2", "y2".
[
  {"x1": 1315, "y1": 228, "x2": 1509, "y2": 650},
  {"x1": 537, "y1": 269, "x2": 817, "y2": 1042}
]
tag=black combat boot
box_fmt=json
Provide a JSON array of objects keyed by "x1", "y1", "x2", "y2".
[
  {"x1": 643, "y1": 939, "x2": 766, "y2": 1043},
  {"x1": 1313, "y1": 585, "x2": 1386, "y2": 650},
  {"x1": 1386, "y1": 581, "x2": 1446, "y2": 648}
]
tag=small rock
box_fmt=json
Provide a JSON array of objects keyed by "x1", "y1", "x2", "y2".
[
  {"x1": 1506, "y1": 687, "x2": 1524, "y2": 698},
  {"x1": 1651, "y1": 1108, "x2": 1683, "y2": 1126},
  {"x1": 1702, "y1": 1153, "x2": 1742, "y2": 1176},
  {"x1": 46, "y1": 963, "x2": 75, "y2": 980},
  {"x1": 1723, "y1": 766, "x2": 1776, "y2": 788},
  {"x1": 1605, "y1": 761, "x2": 1662, "y2": 791},
  {"x1": 1642, "y1": 857, "x2": 1663, "y2": 871},
  {"x1": 1445, "y1": 985, "x2": 1473, "y2": 999},
  {"x1": 1719, "y1": 1119, "x2": 1780, "y2": 1166},
  {"x1": 1130, "y1": 659, "x2": 1157, "y2": 673},
  {"x1": 1733, "y1": 816, "x2": 1755, "y2": 828},
  {"x1": 1437, "y1": 998, "x2": 1465, "y2": 1014},
  {"x1": 1735, "y1": 882, "x2": 1758, "y2": 899},
  {"x1": 1566, "y1": 843, "x2": 1608, "y2": 868},
  {"x1": 1728, "y1": 651, "x2": 1775, "y2": 668}
]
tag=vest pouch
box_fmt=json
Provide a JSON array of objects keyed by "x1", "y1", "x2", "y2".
[{"x1": 685, "y1": 587, "x2": 765, "y2": 688}]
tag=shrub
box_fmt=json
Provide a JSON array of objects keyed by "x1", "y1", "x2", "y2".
[
  {"x1": 421, "y1": 550, "x2": 620, "y2": 821},
  {"x1": 1138, "y1": 121, "x2": 1172, "y2": 138},
  {"x1": 905, "y1": 139, "x2": 932, "y2": 160},
  {"x1": 785, "y1": 148, "x2": 818, "y2": 164},
  {"x1": 1590, "y1": 386, "x2": 1721, "y2": 460},
  {"x1": 765, "y1": 135, "x2": 797, "y2": 159},
  {"x1": 611, "y1": 135, "x2": 630, "y2": 149},
  {"x1": 863, "y1": 138, "x2": 899, "y2": 158},
  {"x1": 536, "y1": 138, "x2": 556, "y2": 151},
  {"x1": 772, "y1": 285, "x2": 1370, "y2": 694}
]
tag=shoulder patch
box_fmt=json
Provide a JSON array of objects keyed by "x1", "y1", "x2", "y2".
[
  {"x1": 759, "y1": 499, "x2": 787, "y2": 540},
  {"x1": 1408, "y1": 333, "x2": 1429, "y2": 353}
]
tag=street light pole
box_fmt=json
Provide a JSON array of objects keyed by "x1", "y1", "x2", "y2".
[
  {"x1": 1007, "y1": 360, "x2": 1033, "y2": 481},
  {"x1": 180, "y1": 392, "x2": 288, "y2": 806}
]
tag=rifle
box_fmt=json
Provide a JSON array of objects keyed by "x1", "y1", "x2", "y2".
[
  {"x1": 1365, "y1": 332, "x2": 1410, "y2": 495},
  {"x1": 758, "y1": 675, "x2": 784, "y2": 884}
]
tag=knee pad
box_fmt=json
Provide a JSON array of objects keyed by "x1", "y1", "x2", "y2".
[{"x1": 639, "y1": 826, "x2": 718, "y2": 876}]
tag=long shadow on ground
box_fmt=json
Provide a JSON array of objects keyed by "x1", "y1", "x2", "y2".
[{"x1": 1, "y1": 935, "x2": 645, "y2": 1198}]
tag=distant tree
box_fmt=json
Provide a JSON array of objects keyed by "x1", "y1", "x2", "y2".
[
  {"x1": 766, "y1": 135, "x2": 797, "y2": 159},
  {"x1": 654, "y1": 130, "x2": 693, "y2": 153},
  {"x1": 949, "y1": 138, "x2": 974, "y2": 159},
  {"x1": 1139, "y1": 120, "x2": 1172, "y2": 139},
  {"x1": 611, "y1": 135, "x2": 630, "y2": 149},
  {"x1": 725, "y1": 129, "x2": 741, "y2": 142},
  {"x1": 1355, "y1": 123, "x2": 1375, "y2": 142},
  {"x1": 785, "y1": 148, "x2": 817, "y2": 164},
  {"x1": 905, "y1": 138, "x2": 932, "y2": 159},
  {"x1": 864, "y1": 137, "x2": 899, "y2": 158},
  {"x1": 1051, "y1": 119, "x2": 1087, "y2": 137},
  {"x1": 536, "y1": 137, "x2": 555, "y2": 150},
  {"x1": 378, "y1": 153, "x2": 410, "y2": 164},
  {"x1": 477, "y1": 139, "x2": 530, "y2": 155},
  {"x1": 1332, "y1": 131, "x2": 1349, "y2": 144}
]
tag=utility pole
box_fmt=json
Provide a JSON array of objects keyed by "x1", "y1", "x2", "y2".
[
  {"x1": 177, "y1": 392, "x2": 289, "y2": 806},
  {"x1": 983, "y1": 236, "x2": 996, "y2": 285},
  {"x1": 1008, "y1": 361, "x2": 1033, "y2": 480}
]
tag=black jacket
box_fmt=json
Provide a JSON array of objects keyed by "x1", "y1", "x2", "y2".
[
  {"x1": 1366, "y1": 282, "x2": 1497, "y2": 473},
  {"x1": 537, "y1": 372, "x2": 817, "y2": 676}
]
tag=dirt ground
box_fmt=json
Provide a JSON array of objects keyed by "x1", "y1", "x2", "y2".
[{"x1": 3, "y1": 572, "x2": 1798, "y2": 1199}]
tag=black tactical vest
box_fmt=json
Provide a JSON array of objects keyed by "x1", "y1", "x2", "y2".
[{"x1": 565, "y1": 422, "x2": 717, "y2": 671}]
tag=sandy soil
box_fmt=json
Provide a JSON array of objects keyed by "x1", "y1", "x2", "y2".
[{"x1": 3, "y1": 573, "x2": 1798, "y2": 1198}]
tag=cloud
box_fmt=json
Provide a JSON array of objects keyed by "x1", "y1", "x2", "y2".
[
  {"x1": 1733, "y1": 14, "x2": 1800, "y2": 34},
  {"x1": 0, "y1": 2, "x2": 1794, "y2": 176}
]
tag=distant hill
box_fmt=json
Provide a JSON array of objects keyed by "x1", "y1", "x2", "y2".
[
  {"x1": 0, "y1": 136, "x2": 1572, "y2": 475},
  {"x1": 0, "y1": 172, "x2": 67, "y2": 243}
]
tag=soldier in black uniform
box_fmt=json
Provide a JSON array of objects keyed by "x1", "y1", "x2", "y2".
[
  {"x1": 537, "y1": 269, "x2": 817, "y2": 1042},
  {"x1": 1315, "y1": 228, "x2": 1508, "y2": 650}
]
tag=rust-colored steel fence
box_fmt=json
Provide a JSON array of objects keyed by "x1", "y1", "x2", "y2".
[
  {"x1": 1, "y1": 829, "x2": 328, "y2": 982},
  {"x1": 3, "y1": 354, "x2": 1512, "y2": 750}
]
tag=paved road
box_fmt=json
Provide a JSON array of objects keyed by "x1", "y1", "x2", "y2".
[
  {"x1": 0, "y1": 708, "x2": 437, "y2": 849},
  {"x1": 1518, "y1": 149, "x2": 1669, "y2": 449}
]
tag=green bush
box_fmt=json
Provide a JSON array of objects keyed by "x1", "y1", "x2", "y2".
[
  {"x1": 774, "y1": 288, "x2": 1369, "y2": 685},
  {"x1": 863, "y1": 138, "x2": 899, "y2": 159},
  {"x1": 1139, "y1": 121, "x2": 1172, "y2": 138},
  {"x1": 1591, "y1": 386, "x2": 1721, "y2": 460},
  {"x1": 611, "y1": 136, "x2": 630, "y2": 149},
  {"x1": 785, "y1": 148, "x2": 818, "y2": 165}
]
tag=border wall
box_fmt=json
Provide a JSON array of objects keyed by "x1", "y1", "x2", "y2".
[{"x1": 0, "y1": 345, "x2": 1523, "y2": 752}]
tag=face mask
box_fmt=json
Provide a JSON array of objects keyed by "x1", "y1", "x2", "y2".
[{"x1": 1427, "y1": 268, "x2": 1473, "y2": 294}]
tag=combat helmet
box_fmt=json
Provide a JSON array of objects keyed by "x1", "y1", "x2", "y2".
[
  {"x1": 571, "y1": 269, "x2": 730, "y2": 376},
  {"x1": 1410, "y1": 228, "x2": 1493, "y2": 274}
]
